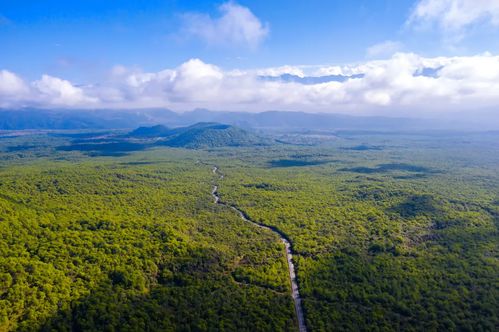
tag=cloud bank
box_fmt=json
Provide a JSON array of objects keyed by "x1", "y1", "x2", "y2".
[{"x1": 1, "y1": 53, "x2": 499, "y2": 116}]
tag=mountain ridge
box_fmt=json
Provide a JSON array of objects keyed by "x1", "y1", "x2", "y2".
[{"x1": 1, "y1": 108, "x2": 495, "y2": 131}]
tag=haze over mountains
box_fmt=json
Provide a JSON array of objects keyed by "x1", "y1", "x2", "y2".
[{"x1": 1, "y1": 108, "x2": 496, "y2": 132}]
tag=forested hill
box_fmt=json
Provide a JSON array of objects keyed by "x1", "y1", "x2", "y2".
[
  {"x1": 127, "y1": 122, "x2": 267, "y2": 148},
  {"x1": 160, "y1": 123, "x2": 267, "y2": 148},
  {"x1": 128, "y1": 125, "x2": 171, "y2": 138},
  {"x1": 56, "y1": 123, "x2": 269, "y2": 156}
]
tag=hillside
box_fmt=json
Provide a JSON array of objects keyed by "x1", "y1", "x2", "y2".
[
  {"x1": 56, "y1": 123, "x2": 268, "y2": 156},
  {"x1": 163, "y1": 123, "x2": 266, "y2": 148},
  {"x1": 128, "y1": 125, "x2": 171, "y2": 138}
]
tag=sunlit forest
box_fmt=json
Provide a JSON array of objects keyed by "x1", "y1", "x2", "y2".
[
  {"x1": 3, "y1": 0, "x2": 499, "y2": 330},
  {"x1": 0, "y1": 131, "x2": 497, "y2": 331}
]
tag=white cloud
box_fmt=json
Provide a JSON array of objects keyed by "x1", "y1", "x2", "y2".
[
  {"x1": 367, "y1": 41, "x2": 404, "y2": 58},
  {"x1": 181, "y1": 2, "x2": 269, "y2": 49},
  {"x1": 0, "y1": 70, "x2": 28, "y2": 96},
  {"x1": 0, "y1": 70, "x2": 29, "y2": 107},
  {"x1": 437, "y1": 52, "x2": 499, "y2": 80},
  {"x1": 171, "y1": 59, "x2": 224, "y2": 101},
  {"x1": 408, "y1": 0, "x2": 499, "y2": 40},
  {"x1": 313, "y1": 66, "x2": 344, "y2": 76},
  {"x1": 95, "y1": 53, "x2": 499, "y2": 114},
  {"x1": 255, "y1": 65, "x2": 306, "y2": 77},
  {"x1": 32, "y1": 75, "x2": 97, "y2": 106},
  {"x1": 2, "y1": 53, "x2": 499, "y2": 115}
]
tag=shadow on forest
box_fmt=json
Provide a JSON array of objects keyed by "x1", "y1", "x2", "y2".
[
  {"x1": 389, "y1": 194, "x2": 440, "y2": 218},
  {"x1": 57, "y1": 142, "x2": 149, "y2": 157},
  {"x1": 339, "y1": 163, "x2": 438, "y2": 175},
  {"x1": 37, "y1": 246, "x2": 295, "y2": 332},
  {"x1": 341, "y1": 144, "x2": 383, "y2": 151},
  {"x1": 86, "y1": 151, "x2": 131, "y2": 157},
  {"x1": 6, "y1": 145, "x2": 38, "y2": 152},
  {"x1": 302, "y1": 217, "x2": 498, "y2": 332},
  {"x1": 48, "y1": 132, "x2": 111, "y2": 139},
  {"x1": 392, "y1": 173, "x2": 428, "y2": 180},
  {"x1": 303, "y1": 194, "x2": 498, "y2": 331},
  {"x1": 268, "y1": 159, "x2": 330, "y2": 168},
  {"x1": 119, "y1": 161, "x2": 157, "y2": 165}
]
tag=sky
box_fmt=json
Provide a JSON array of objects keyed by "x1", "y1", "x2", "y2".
[{"x1": 1, "y1": 0, "x2": 499, "y2": 117}]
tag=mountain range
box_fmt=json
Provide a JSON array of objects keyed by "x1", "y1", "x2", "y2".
[{"x1": 0, "y1": 108, "x2": 496, "y2": 132}]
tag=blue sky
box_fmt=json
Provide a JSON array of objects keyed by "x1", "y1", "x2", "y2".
[
  {"x1": 1, "y1": 0, "x2": 496, "y2": 81},
  {"x1": 1, "y1": 0, "x2": 499, "y2": 115}
]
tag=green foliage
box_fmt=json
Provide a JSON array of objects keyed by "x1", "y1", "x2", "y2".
[
  {"x1": 0, "y1": 131, "x2": 498, "y2": 331},
  {"x1": 164, "y1": 123, "x2": 266, "y2": 148},
  {"x1": 213, "y1": 135, "x2": 499, "y2": 331},
  {"x1": 0, "y1": 148, "x2": 295, "y2": 331}
]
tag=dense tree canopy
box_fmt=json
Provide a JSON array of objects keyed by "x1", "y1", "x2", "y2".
[{"x1": 0, "y1": 132, "x2": 497, "y2": 331}]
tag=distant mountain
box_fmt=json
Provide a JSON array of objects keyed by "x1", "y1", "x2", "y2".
[
  {"x1": 2, "y1": 107, "x2": 495, "y2": 132},
  {"x1": 174, "y1": 109, "x2": 431, "y2": 132},
  {"x1": 0, "y1": 109, "x2": 106, "y2": 130},
  {"x1": 0, "y1": 109, "x2": 166, "y2": 130},
  {"x1": 259, "y1": 73, "x2": 364, "y2": 85},
  {"x1": 0, "y1": 108, "x2": 427, "y2": 131},
  {"x1": 162, "y1": 123, "x2": 266, "y2": 148}
]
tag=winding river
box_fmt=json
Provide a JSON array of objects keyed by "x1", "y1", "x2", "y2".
[{"x1": 211, "y1": 167, "x2": 307, "y2": 332}]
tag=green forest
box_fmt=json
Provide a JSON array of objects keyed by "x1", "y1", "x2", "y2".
[{"x1": 0, "y1": 131, "x2": 498, "y2": 331}]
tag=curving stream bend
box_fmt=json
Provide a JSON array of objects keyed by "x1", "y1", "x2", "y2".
[{"x1": 211, "y1": 167, "x2": 307, "y2": 332}]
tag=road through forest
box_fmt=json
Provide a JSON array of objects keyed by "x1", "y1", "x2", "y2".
[{"x1": 211, "y1": 167, "x2": 307, "y2": 332}]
